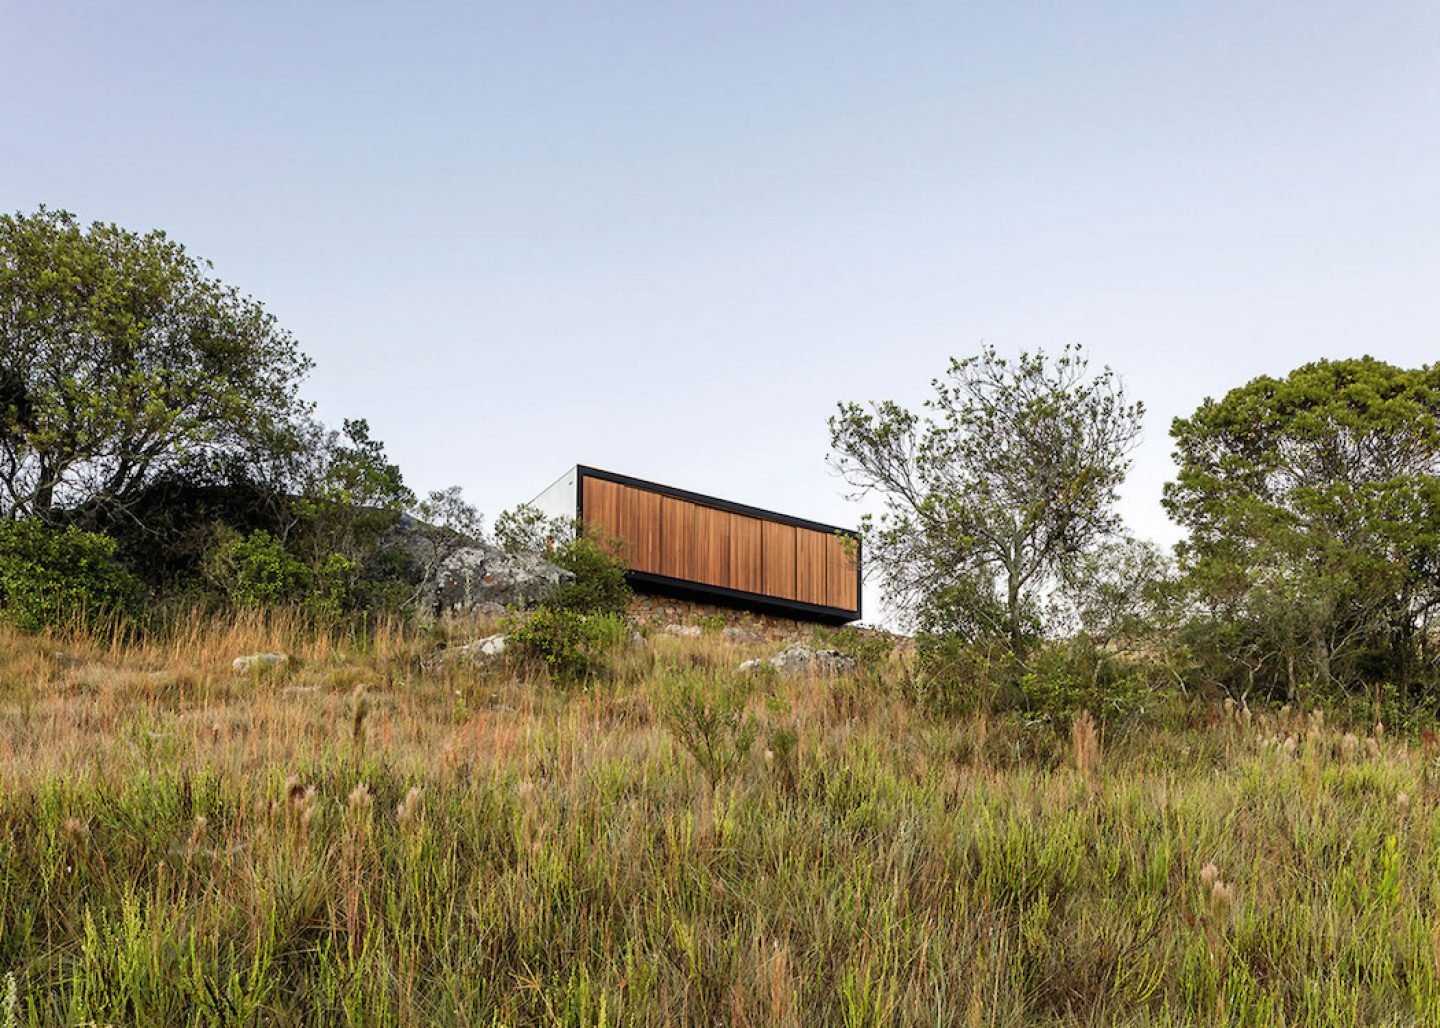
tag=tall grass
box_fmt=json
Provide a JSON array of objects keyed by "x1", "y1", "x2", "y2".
[{"x1": 0, "y1": 617, "x2": 1436, "y2": 1024}]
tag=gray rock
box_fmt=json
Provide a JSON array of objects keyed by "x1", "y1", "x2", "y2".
[
  {"x1": 446, "y1": 633, "x2": 508, "y2": 663},
  {"x1": 233, "y1": 653, "x2": 289, "y2": 673},
  {"x1": 661, "y1": 624, "x2": 703, "y2": 639},
  {"x1": 629, "y1": 631, "x2": 649, "y2": 648},
  {"x1": 420, "y1": 546, "x2": 573, "y2": 617},
  {"x1": 740, "y1": 645, "x2": 857, "y2": 676},
  {"x1": 722, "y1": 625, "x2": 765, "y2": 644},
  {"x1": 737, "y1": 658, "x2": 767, "y2": 673}
]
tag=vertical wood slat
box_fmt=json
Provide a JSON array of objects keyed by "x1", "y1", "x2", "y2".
[
  {"x1": 694, "y1": 506, "x2": 731, "y2": 588},
  {"x1": 659, "y1": 496, "x2": 695, "y2": 580},
  {"x1": 623, "y1": 485, "x2": 661, "y2": 573},
  {"x1": 762, "y1": 520, "x2": 798, "y2": 600},
  {"x1": 729, "y1": 514, "x2": 764, "y2": 594},
  {"x1": 795, "y1": 527, "x2": 829, "y2": 606},
  {"x1": 823, "y1": 533, "x2": 858, "y2": 611}
]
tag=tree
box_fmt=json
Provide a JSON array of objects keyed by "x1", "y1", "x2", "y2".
[
  {"x1": 1165, "y1": 356, "x2": 1440, "y2": 698},
  {"x1": 0, "y1": 207, "x2": 313, "y2": 522},
  {"x1": 830, "y1": 344, "x2": 1144, "y2": 656}
]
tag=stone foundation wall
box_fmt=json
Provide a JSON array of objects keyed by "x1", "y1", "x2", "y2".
[{"x1": 628, "y1": 594, "x2": 824, "y2": 642}]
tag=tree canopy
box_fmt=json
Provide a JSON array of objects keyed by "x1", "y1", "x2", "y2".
[
  {"x1": 829, "y1": 344, "x2": 1143, "y2": 655},
  {"x1": 1165, "y1": 356, "x2": 1440, "y2": 697},
  {"x1": 0, "y1": 207, "x2": 313, "y2": 522}
]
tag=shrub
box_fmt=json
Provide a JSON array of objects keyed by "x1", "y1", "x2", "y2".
[
  {"x1": 654, "y1": 669, "x2": 759, "y2": 787},
  {"x1": 507, "y1": 608, "x2": 628, "y2": 684},
  {"x1": 547, "y1": 534, "x2": 633, "y2": 617},
  {"x1": 0, "y1": 520, "x2": 142, "y2": 632},
  {"x1": 203, "y1": 527, "x2": 312, "y2": 607},
  {"x1": 912, "y1": 633, "x2": 1021, "y2": 714},
  {"x1": 1018, "y1": 639, "x2": 1152, "y2": 724}
]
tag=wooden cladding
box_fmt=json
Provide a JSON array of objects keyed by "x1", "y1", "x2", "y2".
[{"x1": 581, "y1": 475, "x2": 858, "y2": 613}]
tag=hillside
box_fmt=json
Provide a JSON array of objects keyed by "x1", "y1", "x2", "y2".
[{"x1": 0, "y1": 615, "x2": 1434, "y2": 1025}]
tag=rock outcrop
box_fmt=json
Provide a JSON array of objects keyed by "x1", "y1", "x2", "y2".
[
  {"x1": 421, "y1": 547, "x2": 573, "y2": 617},
  {"x1": 739, "y1": 645, "x2": 858, "y2": 676}
]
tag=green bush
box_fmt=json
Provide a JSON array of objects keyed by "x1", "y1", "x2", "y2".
[
  {"x1": 1018, "y1": 639, "x2": 1152, "y2": 724},
  {"x1": 507, "y1": 608, "x2": 628, "y2": 684},
  {"x1": 653, "y1": 669, "x2": 759, "y2": 787},
  {"x1": 547, "y1": 534, "x2": 633, "y2": 617},
  {"x1": 912, "y1": 633, "x2": 1021, "y2": 714},
  {"x1": 203, "y1": 527, "x2": 312, "y2": 607},
  {"x1": 0, "y1": 520, "x2": 142, "y2": 632}
]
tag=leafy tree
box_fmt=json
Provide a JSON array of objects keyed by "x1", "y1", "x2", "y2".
[
  {"x1": 1165, "y1": 356, "x2": 1440, "y2": 698},
  {"x1": 0, "y1": 207, "x2": 312, "y2": 522},
  {"x1": 493, "y1": 503, "x2": 568, "y2": 555},
  {"x1": 829, "y1": 344, "x2": 1143, "y2": 656}
]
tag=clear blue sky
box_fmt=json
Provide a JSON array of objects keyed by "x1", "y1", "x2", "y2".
[{"x1": 5, "y1": 1, "x2": 1438, "y2": 617}]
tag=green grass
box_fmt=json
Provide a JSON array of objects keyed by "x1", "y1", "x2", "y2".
[{"x1": 0, "y1": 617, "x2": 1437, "y2": 1025}]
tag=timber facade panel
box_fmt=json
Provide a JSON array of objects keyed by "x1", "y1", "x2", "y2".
[{"x1": 542, "y1": 466, "x2": 861, "y2": 623}]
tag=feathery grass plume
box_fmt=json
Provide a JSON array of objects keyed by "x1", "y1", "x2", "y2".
[
  {"x1": 396, "y1": 785, "x2": 423, "y2": 828},
  {"x1": 1200, "y1": 862, "x2": 1235, "y2": 919},
  {"x1": 3, "y1": 971, "x2": 17, "y2": 1028},
  {"x1": 60, "y1": 816, "x2": 88, "y2": 843},
  {"x1": 1072, "y1": 710, "x2": 1100, "y2": 783},
  {"x1": 1341, "y1": 733, "x2": 1360, "y2": 760},
  {"x1": 1210, "y1": 879, "x2": 1235, "y2": 916},
  {"x1": 348, "y1": 783, "x2": 372, "y2": 814},
  {"x1": 351, "y1": 683, "x2": 371, "y2": 749},
  {"x1": 1366, "y1": 736, "x2": 1381, "y2": 759},
  {"x1": 1397, "y1": 792, "x2": 1411, "y2": 817},
  {"x1": 1282, "y1": 734, "x2": 1298, "y2": 756},
  {"x1": 186, "y1": 815, "x2": 207, "y2": 853}
]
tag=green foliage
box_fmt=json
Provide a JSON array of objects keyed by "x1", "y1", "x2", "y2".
[
  {"x1": 653, "y1": 669, "x2": 759, "y2": 786},
  {"x1": 0, "y1": 207, "x2": 313, "y2": 522},
  {"x1": 493, "y1": 503, "x2": 569, "y2": 555},
  {"x1": 1166, "y1": 356, "x2": 1440, "y2": 698},
  {"x1": 0, "y1": 520, "x2": 141, "y2": 632},
  {"x1": 1018, "y1": 639, "x2": 1153, "y2": 724},
  {"x1": 506, "y1": 608, "x2": 628, "y2": 683},
  {"x1": 203, "y1": 528, "x2": 311, "y2": 607},
  {"x1": 830, "y1": 344, "x2": 1143, "y2": 655},
  {"x1": 547, "y1": 534, "x2": 633, "y2": 617}
]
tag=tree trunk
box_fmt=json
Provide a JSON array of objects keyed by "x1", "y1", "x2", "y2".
[
  {"x1": 1311, "y1": 629, "x2": 1332, "y2": 694},
  {"x1": 1007, "y1": 569, "x2": 1023, "y2": 659}
]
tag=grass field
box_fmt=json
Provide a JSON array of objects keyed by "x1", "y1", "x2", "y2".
[{"x1": 1, "y1": 614, "x2": 1437, "y2": 1026}]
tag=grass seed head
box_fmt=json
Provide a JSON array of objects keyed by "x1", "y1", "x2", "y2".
[{"x1": 396, "y1": 785, "x2": 423, "y2": 827}]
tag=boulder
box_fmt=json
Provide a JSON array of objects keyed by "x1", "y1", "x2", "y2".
[
  {"x1": 661, "y1": 624, "x2": 703, "y2": 639},
  {"x1": 722, "y1": 625, "x2": 766, "y2": 645},
  {"x1": 739, "y1": 645, "x2": 857, "y2": 676},
  {"x1": 419, "y1": 546, "x2": 573, "y2": 618},
  {"x1": 446, "y1": 634, "x2": 508, "y2": 663},
  {"x1": 233, "y1": 653, "x2": 289, "y2": 673}
]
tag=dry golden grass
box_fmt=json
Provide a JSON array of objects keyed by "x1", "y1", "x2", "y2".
[{"x1": 1, "y1": 614, "x2": 1438, "y2": 1025}]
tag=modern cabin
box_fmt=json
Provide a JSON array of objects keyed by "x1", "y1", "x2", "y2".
[{"x1": 531, "y1": 466, "x2": 861, "y2": 623}]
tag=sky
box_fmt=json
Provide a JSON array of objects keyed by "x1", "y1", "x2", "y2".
[{"x1": 5, "y1": 1, "x2": 1439, "y2": 621}]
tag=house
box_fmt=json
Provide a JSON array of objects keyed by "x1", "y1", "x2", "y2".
[{"x1": 531, "y1": 465, "x2": 861, "y2": 624}]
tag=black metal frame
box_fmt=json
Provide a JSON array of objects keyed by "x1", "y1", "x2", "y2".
[{"x1": 571, "y1": 464, "x2": 862, "y2": 623}]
